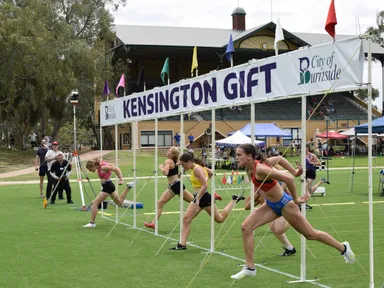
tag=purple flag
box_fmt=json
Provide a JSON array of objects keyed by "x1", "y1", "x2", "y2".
[{"x1": 103, "y1": 80, "x2": 110, "y2": 96}]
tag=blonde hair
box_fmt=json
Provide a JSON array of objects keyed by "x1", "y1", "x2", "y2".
[
  {"x1": 169, "y1": 146, "x2": 180, "y2": 162},
  {"x1": 86, "y1": 159, "x2": 100, "y2": 171}
]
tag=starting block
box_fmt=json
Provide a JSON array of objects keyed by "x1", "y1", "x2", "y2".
[
  {"x1": 108, "y1": 200, "x2": 144, "y2": 209},
  {"x1": 313, "y1": 187, "x2": 326, "y2": 197}
]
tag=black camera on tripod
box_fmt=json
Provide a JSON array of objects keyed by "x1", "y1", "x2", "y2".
[{"x1": 70, "y1": 90, "x2": 79, "y2": 104}]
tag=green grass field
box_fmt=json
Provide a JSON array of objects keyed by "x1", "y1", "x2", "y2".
[{"x1": 1, "y1": 159, "x2": 384, "y2": 288}]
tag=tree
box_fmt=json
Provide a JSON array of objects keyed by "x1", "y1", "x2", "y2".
[
  {"x1": 0, "y1": 0, "x2": 126, "y2": 149},
  {"x1": 355, "y1": 87, "x2": 380, "y2": 102},
  {"x1": 366, "y1": 11, "x2": 384, "y2": 47}
]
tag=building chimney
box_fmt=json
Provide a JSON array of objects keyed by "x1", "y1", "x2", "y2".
[{"x1": 232, "y1": 7, "x2": 246, "y2": 31}]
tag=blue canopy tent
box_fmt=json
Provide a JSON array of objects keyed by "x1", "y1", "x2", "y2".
[
  {"x1": 229, "y1": 123, "x2": 292, "y2": 137},
  {"x1": 355, "y1": 116, "x2": 384, "y2": 134},
  {"x1": 350, "y1": 117, "x2": 384, "y2": 194}
]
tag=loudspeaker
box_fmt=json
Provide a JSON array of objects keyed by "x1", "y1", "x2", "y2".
[{"x1": 206, "y1": 128, "x2": 212, "y2": 135}]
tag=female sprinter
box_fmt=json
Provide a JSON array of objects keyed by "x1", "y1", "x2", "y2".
[
  {"x1": 305, "y1": 143, "x2": 329, "y2": 209},
  {"x1": 145, "y1": 147, "x2": 222, "y2": 229},
  {"x1": 83, "y1": 159, "x2": 134, "y2": 228},
  {"x1": 231, "y1": 144, "x2": 354, "y2": 280},
  {"x1": 144, "y1": 147, "x2": 195, "y2": 229},
  {"x1": 245, "y1": 180, "x2": 296, "y2": 257},
  {"x1": 170, "y1": 153, "x2": 243, "y2": 250}
]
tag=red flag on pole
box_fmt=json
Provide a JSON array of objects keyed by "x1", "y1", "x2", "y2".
[{"x1": 325, "y1": 0, "x2": 337, "y2": 40}]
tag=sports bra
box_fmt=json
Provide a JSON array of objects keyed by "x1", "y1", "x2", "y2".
[
  {"x1": 97, "y1": 161, "x2": 112, "y2": 180},
  {"x1": 190, "y1": 164, "x2": 208, "y2": 188},
  {"x1": 251, "y1": 160, "x2": 278, "y2": 192},
  {"x1": 167, "y1": 159, "x2": 178, "y2": 177}
]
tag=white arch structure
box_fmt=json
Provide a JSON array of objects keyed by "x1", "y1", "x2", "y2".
[{"x1": 99, "y1": 37, "x2": 375, "y2": 287}]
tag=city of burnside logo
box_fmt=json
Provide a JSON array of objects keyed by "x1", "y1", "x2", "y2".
[
  {"x1": 298, "y1": 52, "x2": 342, "y2": 85},
  {"x1": 105, "y1": 105, "x2": 116, "y2": 120}
]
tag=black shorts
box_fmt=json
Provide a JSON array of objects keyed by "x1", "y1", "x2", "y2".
[
  {"x1": 193, "y1": 192, "x2": 212, "y2": 208},
  {"x1": 39, "y1": 166, "x2": 48, "y2": 177},
  {"x1": 101, "y1": 181, "x2": 115, "y2": 194},
  {"x1": 169, "y1": 181, "x2": 186, "y2": 195},
  {"x1": 306, "y1": 169, "x2": 316, "y2": 180}
]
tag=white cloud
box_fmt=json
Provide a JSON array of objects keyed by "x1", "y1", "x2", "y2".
[{"x1": 112, "y1": 0, "x2": 384, "y2": 109}]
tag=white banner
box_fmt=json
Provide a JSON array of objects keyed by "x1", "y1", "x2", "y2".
[{"x1": 101, "y1": 37, "x2": 364, "y2": 126}]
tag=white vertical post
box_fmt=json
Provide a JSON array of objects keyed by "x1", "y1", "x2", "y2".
[
  {"x1": 73, "y1": 105, "x2": 77, "y2": 151},
  {"x1": 154, "y1": 118, "x2": 159, "y2": 236},
  {"x1": 210, "y1": 109, "x2": 216, "y2": 252},
  {"x1": 179, "y1": 114, "x2": 184, "y2": 243},
  {"x1": 367, "y1": 39, "x2": 374, "y2": 288},
  {"x1": 133, "y1": 121, "x2": 137, "y2": 228},
  {"x1": 382, "y1": 63, "x2": 384, "y2": 114},
  {"x1": 250, "y1": 103, "x2": 255, "y2": 211},
  {"x1": 300, "y1": 95, "x2": 307, "y2": 281},
  {"x1": 115, "y1": 124, "x2": 119, "y2": 223},
  {"x1": 100, "y1": 125, "x2": 103, "y2": 161}
]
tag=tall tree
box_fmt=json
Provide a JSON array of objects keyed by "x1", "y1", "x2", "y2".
[
  {"x1": 355, "y1": 87, "x2": 380, "y2": 102},
  {"x1": 366, "y1": 11, "x2": 384, "y2": 47},
  {"x1": 0, "y1": 0, "x2": 126, "y2": 149}
]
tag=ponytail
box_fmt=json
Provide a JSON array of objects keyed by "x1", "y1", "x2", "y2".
[{"x1": 180, "y1": 152, "x2": 205, "y2": 166}]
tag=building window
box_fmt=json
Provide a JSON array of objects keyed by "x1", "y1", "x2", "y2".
[
  {"x1": 282, "y1": 128, "x2": 301, "y2": 147},
  {"x1": 123, "y1": 133, "x2": 130, "y2": 145},
  {"x1": 140, "y1": 130, "x2": 172, "y2": 147}
]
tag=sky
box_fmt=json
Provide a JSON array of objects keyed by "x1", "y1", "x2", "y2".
[{"x1": 112, "y1": 0, "x2": 384, "y2": 109}]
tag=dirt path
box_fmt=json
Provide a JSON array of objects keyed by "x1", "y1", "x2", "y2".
[{"x1": 0, "y1": 150, "x2": 112, "y2": 179}]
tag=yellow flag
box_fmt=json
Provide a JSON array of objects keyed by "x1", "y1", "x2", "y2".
[
  {"x1": 43, "y1": 198, "x2": 48, "y2": 209},
  {"x1": 191, "y1": 46, "x2": 198, "y2": 77}
]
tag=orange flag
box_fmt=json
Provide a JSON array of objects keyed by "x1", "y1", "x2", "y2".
[
  {"x1": 43, "y1": 198, "x2": 48, "y2": 209},
  {"x1": 222, "y1": 173, "x2": 227, "y2": 184}
]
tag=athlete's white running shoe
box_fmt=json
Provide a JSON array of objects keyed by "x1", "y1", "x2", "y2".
[
  {"x1": 83, "y1": 222, "x2": 96, "y2": 228},
  {"x1": 230, "y1": 267, "x2": 256, "y2": 280},
  {"x1": 342, "y1": 242, "x2": 355, "y2": 264}
]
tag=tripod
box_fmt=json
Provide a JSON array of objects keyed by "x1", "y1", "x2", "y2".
[
  {"x1": 44, "y1": 150, "x2": 97, "y2": 210},
  {"x1": 44, "y1": 91, "x2": 97, "y2": 210}
]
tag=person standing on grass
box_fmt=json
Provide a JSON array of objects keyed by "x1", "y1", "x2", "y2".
[
  {"x1": 45, "y1": 141, "x2": 63, "y2": 200},
  {"x1": 170, "y1": 153, "x2": 243, "y2": 250},
  {"x1": 144, "y1": 147, "x2": 222, "y2": 230},
  {"x1": 83, "y1": 159, "x2": 134, "y2": 228},
  {"x1": 231, "y1": 144, "x2": 355, "y2": 280},
  {"x1": 35, "y1": 140, "x2": 49, "y2": 198},
  {"x1": 49, "y1": 152, "x2": 73, "y2": 204}
]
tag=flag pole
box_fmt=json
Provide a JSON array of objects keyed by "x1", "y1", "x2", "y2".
[{"x1": 367, "y1": 38, "x2": 374, "y2": 288}]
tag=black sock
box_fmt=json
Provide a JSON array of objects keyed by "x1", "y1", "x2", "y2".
[
  {"x1": 246, "y1": 267, "x2": 256, "y2": 271},
  {"x1": 341, "y1": 244, "x2": 347, "y2": 255},
  {"x1": 178, "y1": 243, "x2": 186, "y2": 247}
]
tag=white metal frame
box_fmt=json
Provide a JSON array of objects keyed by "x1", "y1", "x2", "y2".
[{"x1": 98, "y1": 38, "x2": 374, "y2": 287}]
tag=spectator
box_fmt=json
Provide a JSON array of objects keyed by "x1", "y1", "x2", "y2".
[
  {"x1": 188, "y1": 134, "x2": 194, "y2": 146},
  {"x1": 10, "y1": 133, "x2": 15, "y2": 150},
  {"x1": 276, "y1": 137, "x2": 281, "y2": 148},
  {"x1": 35, "y1": 140, "x2": 49, "y2": 198},
  {"x1": 28, "y1": 131, "x2": 37, "y2": 149},
  {"x1": 174, "y1": 133, "x2": 181, "y2": 147}
]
